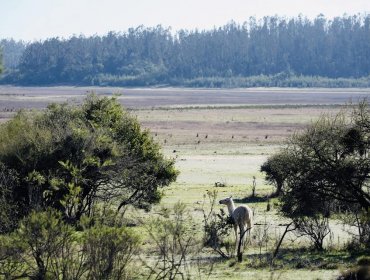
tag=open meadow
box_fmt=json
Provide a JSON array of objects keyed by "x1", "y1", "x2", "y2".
[{"x1": 0, "y1": 86, "x2": 369, "y2": 279}]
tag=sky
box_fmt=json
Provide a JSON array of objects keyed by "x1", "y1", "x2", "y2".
[{"x1": 1, "y1": 0, "x2": 370, "y2": 41}]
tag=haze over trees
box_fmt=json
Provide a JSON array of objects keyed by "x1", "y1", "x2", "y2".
[
  {"x1": 1, "y1": 14, "x2": 370, "y2": 87},
  {"x1": 0, "y1": 47, "x2": 3, "y2": 74},
  {"x1": 0, "y1": 39, "x2": 26, "y2": 70}
]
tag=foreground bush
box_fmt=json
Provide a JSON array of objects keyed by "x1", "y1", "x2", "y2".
[
  {"x1": 142, "y1": 202, "x2": 204, "y2": 279},
  {"x1": 84, "y1": 225, "x2": 140, "y2": 280},
  {"x1": 0, "y1": 94, "x2": 178, "y2": 228},
  {"x1": 0, "y1": 209, "x2": 140, "y2": 280}
]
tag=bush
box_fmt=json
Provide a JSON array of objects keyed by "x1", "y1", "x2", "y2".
[
  {"x1": 83, "y1": 225, "x2": 140, "y2": 280},
  {"x1": 0, "y1": 209, "x2": 140, "y2": 280},
  {"x1": 202, "y1": 190, "x2": 233, "y2": 259},
  {"x1": 0, "y1": 94, "x2": 178, "y2": 226},
  {"x1": 0, "y1": 209, "x2": 78, "y2": 279},
  {"x1": 0, "y1": 234, "x2": 27, "y2": 279},
  {"x1": 143, "y1": 202, "x2": 202, "y2": 279},
  {"x1": 294, "y1": 216, "x2": 331, "y2": 251}
]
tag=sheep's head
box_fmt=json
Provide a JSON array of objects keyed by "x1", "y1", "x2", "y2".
[{"x1": 219, "y1": 197, "x2": 232, "y2": 205}]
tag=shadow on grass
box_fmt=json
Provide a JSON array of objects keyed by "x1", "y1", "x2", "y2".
[
  {"x1": 234, "y1": 195, "x2": 270, "y2": 204},
  {"x1": 241, "y1": 247, "x2": 370, "y2": 270}
]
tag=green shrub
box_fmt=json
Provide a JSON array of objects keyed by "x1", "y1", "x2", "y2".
[{"x1": 83, "y1": 225, "x2": 140, "y2": 280}]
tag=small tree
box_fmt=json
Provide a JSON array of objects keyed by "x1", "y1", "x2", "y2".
[
  {"x1": 294, "y1": 216, "x2": 331, "y2": 251},
  {"x1": 262, "y1": 101, "x2": 370, "y2": 246},
  {"x1": 260, "y1": 151, "x2": 292, "y2": 197}
]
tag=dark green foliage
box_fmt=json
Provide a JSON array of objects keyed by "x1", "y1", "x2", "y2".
[
  {"x1": 0, "y1": 95, "x2": 178, "y2": 226},
  {"x1": 0, "y1": 163, "x2": 19, "y2": 233},
  {"x1": 0, "y1": 209, "x2": 80, "y2": 279},
  {"x1": 357, "y1": 256, "x2": 370, "y2": 266},
  {"x1": 1, "y1": 15, "x2": 370, "y2": 86},
  {"x1": 265, "y1": 102, "x2": 370, "y2": 215},
  {"x1": 260, "y1": 151, "x2": 292, "y2": 196}
]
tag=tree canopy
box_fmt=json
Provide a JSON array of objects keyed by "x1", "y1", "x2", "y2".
[{"x1": 0, "y1": 95, "x2": 178, "y2": 229}]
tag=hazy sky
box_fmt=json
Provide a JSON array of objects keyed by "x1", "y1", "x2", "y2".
[{"x1": 1, "y1": 0, "x2": 370, "y2": 41}]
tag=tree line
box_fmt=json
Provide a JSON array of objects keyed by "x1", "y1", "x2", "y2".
[{"x1": 1, "y1": 14, "x2": 370, "y2": 87}]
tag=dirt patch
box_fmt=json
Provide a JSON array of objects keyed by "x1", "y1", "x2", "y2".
[{"x1": 136, "y1": 106, "x2": 342, "y2": 147}]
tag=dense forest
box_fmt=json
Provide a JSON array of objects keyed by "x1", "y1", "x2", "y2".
[{"x1": 1, "y1": 15, "x2": 370, "y2": 87}]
